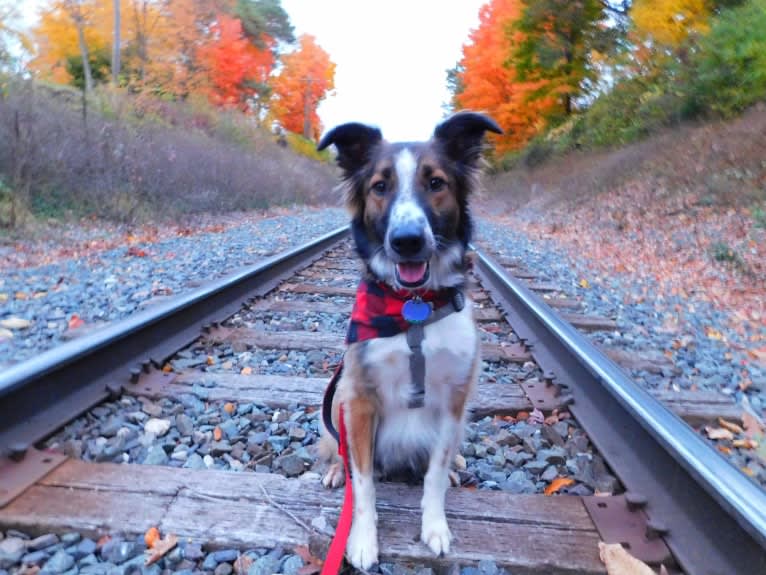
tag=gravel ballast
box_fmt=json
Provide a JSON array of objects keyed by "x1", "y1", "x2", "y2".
[{"x1": 0, "y1": 209, "x2": 348, "y2": 367}]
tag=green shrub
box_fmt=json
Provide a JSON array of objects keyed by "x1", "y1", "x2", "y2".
[
  {"x1": 285, "y1": 132, "x2": 331, "y2": 162},
  {"x1": 687, "y1": 0, "x2": 766, "y2": 116}
]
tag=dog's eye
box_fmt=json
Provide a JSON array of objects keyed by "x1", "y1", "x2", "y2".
[
  {"x1": 371, "y1": 181, "x2": 387, "y2": 195},
  {"x1": 428, "y1": 177, "x2": 446, "y2": 192}
]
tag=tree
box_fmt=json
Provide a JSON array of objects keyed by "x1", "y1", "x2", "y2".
[
  {"x1": 451, "y1": 0, "x2": 558, "y2": 153},
  {"x1": 197, "y1": 13, "x2": 273, "y2": 110},
  {"x1": 270, "y1": 34, "x2": 335, "y2": 140},
  {"x1": 631, "y1": 0, "x2": 711, "y2": 48},
  {"x1": 511, "y1": 0, "x2": 607, "y2": 116}
]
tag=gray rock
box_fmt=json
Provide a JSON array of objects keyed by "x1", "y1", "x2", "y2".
[
  {"x1": 538, "y1": 447, "x2": 567, "y2": 465},
  {"x1": 210, "y1": 441, "x2": 232, "y2": 456},
  {"x1": 541, "y1": 465, "x2": 559, "y2": 482},
  {"x1": 0, "y1": 537, "x2": 26, "y2": 569},
  {"x1": 212, "y1": 550, "x2": 238, "y2": 564},
  {"x1": 201, "y1": 555, "x2": 218, "y2": 570},
  {"x1": 214, "y1": 564, "x2": 232, "y2": 575},
  {"x1": 175, "y1": 414, "x2": 195, "y2": 437},
  {"x1": 21, "y1": 551, "x2": 50, "y2": 566},
  {"x1": 28, "y1": 534, "x2": 61, "y2": 551},
  {"x1": 144, "y1": 445, "x2": 169, "y2": 466},
  {"x1": 247, "y1": 556, "x2": 279, "y2": 575},
  {"x1": 478, "y1": 559, "x2": 499, "y2": 575},
  {"x1": 219, "y1": 420, "x2": 239, "y2": 440},
  {"x1": 523, "y1": 460, "x2": 549, "y2": 474},
  {"x1": 101, "y1": 416, "x2": 126, "y2": 437},
  {"x1": 74, "y1": 539, "x2": 98, "y2": 560},
  {"x1": 61, "y1": 534, "x2": 82, "y2": 546},
  {"x1": 280, "y1": 555, "x2": 303, "y2": 575},
  {"x1": 78, "y1": 554, "x2": 99, "y2": 566},
  {"x1": 80, "y1": 562, "x2": 114, "y2": 575},
  {"x1": 181, "y1": 544, "x2": 204, "y2": 561},
  {"x1": 183, "y1": 453, "x2": 206, "y2": 470},
  {"x1": 41, "y1": 550, "x2": 75, "y2": 574},
  {"x1": 267, "y1": 436, "x2": 289, "y2": 453},
  {"x1": 275, "y1": 453, "x2": 305, "y2": 477},
  {"x1": 101, "y1": 541, "x2": 141, "y2": 565},
  {"x1": 540, "y1": 425, "x2": 565, "y2": 447}
]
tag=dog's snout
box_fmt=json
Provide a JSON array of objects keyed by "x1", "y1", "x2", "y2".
[{"x1": 390, "y1": 228, "x2": 425, "y2": 257}]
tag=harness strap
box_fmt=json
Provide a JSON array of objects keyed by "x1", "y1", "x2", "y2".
[{"x1": 406, "y1": 289, "x2": 465, "y2": 408}]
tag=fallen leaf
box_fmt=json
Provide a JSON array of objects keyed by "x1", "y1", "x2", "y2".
[
  {"x1": 213, "y1": 426, "x2": 223, "y2": 441},
  {"x1": 241, "y1": 366, "x2": 253, "y2": 375},
  {"x1": 162, "y1": 363, "x2": 173, "y2": 373},
  {"x1": 516, "y1": 411, "x2": 529, "y2": 421},
  {"x1": 0, "y1": 293, "x2": 7, "y2": 302},
  {"x1": 599, "y1": 541, "x2": 655, "y2": 575},
  {"x1": 705, "y1": 426, "x2": 734, "y2": 441},
  {"x1": 544, "y1": 477, "x2": 574, "y2": 495},
  {"x1": 68, "y1": 314, "x2": 85, "y2": 330},
  {"x1": 233, "y1": 554, "x2": 253, "y2": 575},
  {"x1": 718, "y1": 417, "x2": 744, "y2": 435},
  {"x1": 145, "y1": 534, "x2": 178, "y2": 565},
  {"x1": 529, "y1": 408, "x2": 545, "y2": 424},
  {"x1": 224, "y1": 402, "x2": 236, "y2": 414},
  {"x1": 717, "y1": 445, "x2": 732, "y2": 455},
  {"x1": 15, "y1": 291, "x2": 28, "y2": 300},
  {"x1": 294, "y1": 545, "x2": 322, "y2": 575},
  {"x1": 0, "y1": 327, "x2": 12, "y2": 339},
  {"x1": 705, "y1": 326, "x2": 724, "y2": 341},
  {"x1": 0, "y1": 317, "x2": 32, "y2": 329},
  {"x1": 96, "y1": 535, "x2": 111, "y2": 548},
  {"x1": 579, "y1": 278, "x2": 590, "y2": 288},
  {"x1": 206, "y1": 355, "x2": 215, "y2": 366},
  {"x1": 144, "y1": 527, "x2": 160, "y2": 549},
  {"x1": 733, "y1": 438, "x2": 758, "y2": 450}
]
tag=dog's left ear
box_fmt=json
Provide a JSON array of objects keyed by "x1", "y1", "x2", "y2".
[
  {"x1": 317, "y1": 122, "x2": 383, "y2": 175},
  {"x1": 433, "y1": 111, "x2": 503, "y2": 165}
]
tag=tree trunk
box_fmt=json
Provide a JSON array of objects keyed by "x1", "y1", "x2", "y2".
[
  {"x1": 112, "y1": 0, "x2": 121, "y2": 84},
  {"x1": 302, "y1": 76, "x2": 313, "y2": 140},
  {"x1": 68, "y1": 1, "x2": 94, "y2": 93}
]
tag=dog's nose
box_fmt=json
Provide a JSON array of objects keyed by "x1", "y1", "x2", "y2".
[{"x1": 390, "y1": 228, "x2": 425, "y2": 257}]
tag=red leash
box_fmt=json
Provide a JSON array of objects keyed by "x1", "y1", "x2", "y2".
[{"x1": 320, "y1": 402, "x2": 353, "y2": 575}]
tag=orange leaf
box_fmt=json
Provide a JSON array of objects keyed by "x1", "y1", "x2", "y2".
[
  {"x1": 68, "y1": 314, "x2": 85, "y2": 330},
  {"x1": 206, "y1": 355, "x2": 215, "y2": 366},
  {"x1": 705, "y1": 426, "x2": 734, "y2": 440},
  {"x1": 224, "y1": 402, "x2": 236, "y2": 414},
  {"x1": 213, "y1": 426, "x2": 222, "y2": 441},
  {"x1": 144, "y1": 527, "x2": 160, "y2": 549},
  {"x1": 718, "y1": 418, "x2": 744, "y2": 435},
  {"x1": 145, "y1": 534, "x2": 178, "y2": 566},
  {"x1": 240, "y1": 366, "x2": 253, "y2": 375},
  {"x1": 544, "y1": 477, "x2": 574, "y2": 495},
  {"x1": 599, "y1": 542, "x2": 655, "y2": 575}
]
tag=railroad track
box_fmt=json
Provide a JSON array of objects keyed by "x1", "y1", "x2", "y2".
[{"x1": 1, "y1": 226, "x2": 765, "y2": 574}]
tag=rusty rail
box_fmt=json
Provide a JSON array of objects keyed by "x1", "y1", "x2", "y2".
[{"x1": 472, "y1": 247, "x2": 766, "y2": 575}]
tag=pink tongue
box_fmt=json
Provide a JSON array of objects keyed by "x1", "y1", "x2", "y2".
[{"x1": 397, "y1": 262, "x2": 427, "y2": 283}]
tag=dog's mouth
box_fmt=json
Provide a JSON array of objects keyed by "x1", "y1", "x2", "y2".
[{"x1": 395, "y1": 261, "x2": 429, "y2": 288}]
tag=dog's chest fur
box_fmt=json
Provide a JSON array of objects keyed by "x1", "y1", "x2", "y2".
[{"x1": 340, "y1": 302, "x2": 479, "y2": 477}]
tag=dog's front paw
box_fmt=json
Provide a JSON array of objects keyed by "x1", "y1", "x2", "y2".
[
  {"x1": 421, "y1": 517, "x2": 452, "y2": 556},
  {"x1": 321, "y1": 462, "x2": 345, "y2": 488},
  {"x1": 346, "y1": 520, "x2": 379, "y2": 570}
]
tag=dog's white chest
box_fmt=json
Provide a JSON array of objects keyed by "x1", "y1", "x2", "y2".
[{"x1": 361, "y1": 303, "x2": 478, "y2": 408}]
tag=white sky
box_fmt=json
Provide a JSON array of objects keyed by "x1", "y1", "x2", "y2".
[
  {"x1": 281, "y1": 0, "x2": 485, "y2": 142},
  {"x1": 16, "y1": 0, "x2": 486, "y2": 142}
]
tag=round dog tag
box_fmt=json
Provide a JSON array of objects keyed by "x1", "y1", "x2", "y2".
[{"x1": 402, "y1": 299, "x2": 432, "y2": 324}]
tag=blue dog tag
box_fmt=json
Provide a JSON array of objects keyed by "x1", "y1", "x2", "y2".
[{"x1": 402, "y1": 299, "x2": 432, "y2": 324}]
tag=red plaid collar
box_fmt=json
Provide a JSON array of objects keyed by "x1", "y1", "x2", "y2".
[{"x1": 346, "y1": 279, "x2": 455, "y2": 344}]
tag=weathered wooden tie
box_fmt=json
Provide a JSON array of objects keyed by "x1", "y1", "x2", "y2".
[{"x1": 0, "y1": 461, "x2": 606, "y2": 574}]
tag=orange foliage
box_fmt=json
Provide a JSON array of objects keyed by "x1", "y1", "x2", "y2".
[
  {"x1": 270, "y1": 34, "x2": 335, "y2": 140},
  {"x1": 455, "y1": 0, "x2": 557, "y2": 154},
  {"x1": 197, "y1": 14, "x2": 273, "y2": 110}
]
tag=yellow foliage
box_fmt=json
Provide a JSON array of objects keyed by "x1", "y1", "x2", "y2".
[{"x1": 631, "y1": 0, "x2": 711, "y2": 47}]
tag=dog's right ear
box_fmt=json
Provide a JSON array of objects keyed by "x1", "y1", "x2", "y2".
[{"x1": 317, "y1": 123, "x2": 383, "y2": 174}]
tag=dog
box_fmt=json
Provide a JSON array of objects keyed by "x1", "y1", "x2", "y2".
[{"x1": 316, "y1": 111, "x2": 502, "y2": 570}]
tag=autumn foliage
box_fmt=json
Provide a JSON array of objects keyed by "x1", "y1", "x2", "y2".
[
  {"x1": 25, "y1": 0, "x2": 335, "y2": 140},
  {"x1": 452, "y1": 0, "x2": 557, "y2": 154},
  {"x1": 270, "y1": 34, "x2": 335, "y2": 140}
]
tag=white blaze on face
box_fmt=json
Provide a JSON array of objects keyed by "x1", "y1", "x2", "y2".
[{"x1": 388, "y1": 148, "x2": 432, "y2": 243}]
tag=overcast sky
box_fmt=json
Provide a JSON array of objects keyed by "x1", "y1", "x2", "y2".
[{"x1": 17, "y1": 0, "x2": 486, "y2": 142}]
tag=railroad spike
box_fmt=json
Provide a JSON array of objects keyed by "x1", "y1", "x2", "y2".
[
  {"x1": 8, "y1": 442, "x2": 28, "y2": 462},
  {"x1": 625, "y1": 491, "x2": 648, "y2": 511}
]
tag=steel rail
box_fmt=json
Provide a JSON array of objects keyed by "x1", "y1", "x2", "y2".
[
  {"x1": 0, "y1": 226, "x2": 349, "y2": 456},
  {"x1": 472, "y1": 247, "x2": 766, "y2": 575}
]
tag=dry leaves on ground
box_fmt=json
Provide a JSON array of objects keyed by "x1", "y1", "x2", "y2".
[
  {"x1": 599, "y1": 542, "x2": 668, "y2": 575},
  {"x1": 145, "y1": 533, "x2": 178, "y2": 565}
]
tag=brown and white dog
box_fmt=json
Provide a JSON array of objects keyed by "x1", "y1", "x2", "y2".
[{"x1": 317, "y1": 112, "x2": 502, "y2": 570}]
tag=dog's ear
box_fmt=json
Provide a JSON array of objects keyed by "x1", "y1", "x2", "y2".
[
  {"x1": 317, "y1": 122, "x2": 383, "y2": 175},
  {"x1": 433, "y1": 111, "x2": 502, "y2": 165}
]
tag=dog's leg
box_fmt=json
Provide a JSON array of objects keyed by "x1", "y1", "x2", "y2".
[
  {"x1": 345, "y1": 396, "x2": 379, "y2": 570},
  {"x1": 420, "y1": 414, "x2": 460, "y2": 556}
]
